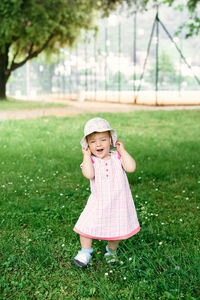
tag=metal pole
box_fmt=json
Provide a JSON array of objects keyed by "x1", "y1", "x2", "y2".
[
  {"x1": 69, "y1": 50, "x2": 72, "y2": 100},
  {"x1": 76, "y1": 44, "x2": 79, "y2": 98},
  {"x1": 158, "y1": 17, "x2": 200, "y2": 86},
  {"x1": 26, "y1": 60, "x2": 30, "y2": 99},
  {"x1": 118, "y1": 18, "x2": 121, "y2": 102},
  {"x1": 94, "y1": 34, "x2": 97, "y2": 101},
  {"x1": 178, "y1": 38, "x2": 182, "y2": 96},
  {"x1": 155, "y1": 5, "x2": 159, "y2": 106},
  {"x1": 133, "y1": 12, "x2": 137, "y2": 103},
  {"x1": 105, "y1": 24, "x2": 108, "y2": 101},
  {"x1": 85, "y1": 34, "x2": 88, "y2": 96},
  {"x1": 137, "y1": 16, "x2": 156, "y2": 93}
]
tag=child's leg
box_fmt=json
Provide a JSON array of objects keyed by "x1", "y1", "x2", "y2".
[
  {"x1": 105, "y1": 240, "x2": 120, "y2": 263},
  {"x1": 80, "y1": 235, "x2": 92, "y2": 249},
  {"x1": 107, "y1": 240, "x2": 120, "y2": 251},
  {"x1": 74, "y1": 235, "x2": 93, "y2": 268}
]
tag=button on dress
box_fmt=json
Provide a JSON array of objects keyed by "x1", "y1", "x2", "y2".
[{"x1": 73, "y1": 151, "x2": 140, "y2": 240}]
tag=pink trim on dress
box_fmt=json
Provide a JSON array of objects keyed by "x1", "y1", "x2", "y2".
[
  {"x1": 73, "y1": 226, "x2": 140, "y2": 241},
  {"x1": 117, "y1": 151, "x2": 121, "y2": 160}
]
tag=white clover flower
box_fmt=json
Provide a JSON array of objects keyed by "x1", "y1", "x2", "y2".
[
  {"x1": 179, "y1": 219, "x2": 183, "y2": 222},
  {"x1": 159, "y1": 242, "x2": 163, "y2": 245},
  {"x1": 161, "y1": 222, "x2": 165, "y2": 225},
  {"x1": 185, "y1": 197, "x2": 189, "y2": 200},
  {"x1": 135, "y1": 195, "x2": 139, "y2": 198},
  {"x1": 129, "y1": 257, "x2": 132, "y2": 261},
  {"x1": 145, "y1": 201, "x2": 148, "y2": 204},
  {"x1": 62, "y1": 244, "x2": 65, "y2": 247},
  {"x1": 109, "y1": 270, "x2": 113, "y2": 273},
  {"x1": 124, "y1": 277, "x2": 127, "y2": 280},
  {"x1": 120, "y1": 261, "x2": 124, "y2": 264},
  {"x1": 62, "y1": 205, "x2": 65, "y2": 208},
  {"x1": 105, "y1": 273, "x2": 108, "y2": 276},
  {"x1": 182, "y1": 190, "x2": 185, "y2": 193},
  {"x1": 60, "y1": 193, "x2": 63, "y2": 196},
  {"x1": 175, "y1": 266, "x2": 180, "y2": 270}
]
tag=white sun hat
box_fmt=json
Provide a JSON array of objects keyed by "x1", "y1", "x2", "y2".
[{"x1": 80, "y1": 117, "x2": 117, "y2": 149}]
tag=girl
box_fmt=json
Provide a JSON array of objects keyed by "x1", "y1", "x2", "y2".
[{"x1": 73, "y1": 117, "x2": 140, "y2": 268}]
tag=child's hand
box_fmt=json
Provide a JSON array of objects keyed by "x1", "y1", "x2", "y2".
[
  {"x1": 116, "y1": 140, "x2": 125, "y2": 153},
  {"x1": 82, "y1": 147, "x2": 91, "y2": 157}
]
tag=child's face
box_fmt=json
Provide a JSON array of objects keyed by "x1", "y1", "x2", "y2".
[{"x1": 87, "y1": 131, "x2": 111, "y2": 159}]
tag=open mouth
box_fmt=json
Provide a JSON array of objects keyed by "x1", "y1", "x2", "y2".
[{"x1": 97, "y1": 149, "x2": 104, "y2": 154}]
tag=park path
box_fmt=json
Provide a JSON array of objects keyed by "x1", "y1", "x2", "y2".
[{"x1": 0, "y1": 99, "x2": 199, "y2": 120}]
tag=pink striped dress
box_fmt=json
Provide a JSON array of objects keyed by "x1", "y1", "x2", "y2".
[{"x1": 73, "y1": 151, "x2": 140, "y2": 240}]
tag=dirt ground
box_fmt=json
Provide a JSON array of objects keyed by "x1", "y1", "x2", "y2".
[{"x1": 0, "y1": 99, "x2": 200, "y2": 120}]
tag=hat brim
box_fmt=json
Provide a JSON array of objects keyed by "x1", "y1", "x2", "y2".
[{"x1": 80, "y1": 129, "x2": 117, "y2": 149}]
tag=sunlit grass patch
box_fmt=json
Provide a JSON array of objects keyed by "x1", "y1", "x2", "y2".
[
  {"x1": 0, "y1": 110, "x2": 199, "y2": 299},
  {"x1": 0, "y1": 98, "x2": 68, "y2": 110}
]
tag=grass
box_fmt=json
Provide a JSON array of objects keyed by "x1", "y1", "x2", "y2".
[
  {"x1": 0, "y1": 98, "x2": 68, "y2": 110},
  {"x1": 0, "y1": 110, "x2": 200, "y2": 299}
]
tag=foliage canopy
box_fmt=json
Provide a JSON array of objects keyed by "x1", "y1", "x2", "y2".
[{"x1": 0, "y1": 0, "x2": 199, "y2": 99}]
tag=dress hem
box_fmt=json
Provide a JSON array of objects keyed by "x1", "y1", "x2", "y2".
[{"x1": 73, "y1": 225, "x2": 140, "y2": 241}]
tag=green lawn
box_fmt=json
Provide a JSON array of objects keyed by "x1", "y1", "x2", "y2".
[
  {"x1": 0, "y1": 98, "x2": 68, "y2": 110},
  {"x1": 0, "y1": 110, "x2": 199, "y2": 299}
]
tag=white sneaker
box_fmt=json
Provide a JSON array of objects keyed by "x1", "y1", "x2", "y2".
[
  {"x1": 104, "y1": 246, "x2": 118, "y2": 263},
  {"x1": 74, "y1": 249, "x2": 92, "y2": 268}
]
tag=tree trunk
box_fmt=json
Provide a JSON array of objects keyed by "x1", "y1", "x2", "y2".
[{"x1": 0, "y1": 49, "x2": 10, "y2": 100}]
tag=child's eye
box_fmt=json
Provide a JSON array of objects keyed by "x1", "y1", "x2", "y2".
[
  {"x1": 90, "y1": 141, "x2": 95, "y2": 143},
  {"x1": 101, "y1": 139, "x2": 106, "y2": 141}
]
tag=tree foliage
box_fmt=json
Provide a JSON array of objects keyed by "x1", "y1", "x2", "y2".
[
  {"x1": 0, "y1": 0, "x2": 199, "y2": 99},
  {"x1": 163, "y1": 0, "x2": 200, "y2": 37},
  {"x1": 0, "y1": 0, "x2": 133, "y2": 98}
]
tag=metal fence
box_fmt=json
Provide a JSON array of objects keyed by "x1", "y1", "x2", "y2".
[{"x1": 7, "y1": 5, "x2": 200, "y2": 105}]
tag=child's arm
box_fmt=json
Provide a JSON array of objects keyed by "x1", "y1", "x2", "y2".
[
  {"x1": 116, "y1": 140, "x2": 136, "y2": 173},
  {"x1": 81, "y1": 148, "x2": 95, "y2": 179}
]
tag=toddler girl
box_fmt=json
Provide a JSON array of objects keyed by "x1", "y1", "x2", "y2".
[{"x1": 73, "y1": 117, "x2": 140, "y2": 267}]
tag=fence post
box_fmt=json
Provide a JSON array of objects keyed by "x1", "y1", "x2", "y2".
[
  {"x1": 133, "y1": 12, "x2": 137, "y2": 104},
  {"x1": 155, "y1": 5, "x2": 159, "y2": 106}
]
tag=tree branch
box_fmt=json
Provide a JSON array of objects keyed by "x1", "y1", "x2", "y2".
[
  {"x1": 10, "y1": 46, "x2": 20, "y2": 71},
  {"x1": 9, "y1": 34, "x2": 54, "y2": 72}
]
